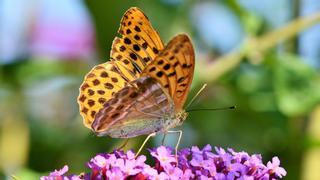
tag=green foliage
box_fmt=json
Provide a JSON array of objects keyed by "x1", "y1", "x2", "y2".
[{"x1": 274, "y1": 54, "x2": 320, "y2": 117}]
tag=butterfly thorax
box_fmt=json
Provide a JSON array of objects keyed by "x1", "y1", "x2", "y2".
[{"x1": 162, "y1": 110, "x2": 188, "y2": 132}]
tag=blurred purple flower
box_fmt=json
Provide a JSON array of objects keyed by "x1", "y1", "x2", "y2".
[
  {"x1": 150, "y1": 146, "x2": 177, "y2": 171},
  {"x1": 30, "y1": 0, "x2": 95, "y2": 60},
  {"x1": 0, "y1": 0, "x2": 95, "y2": 63},
  {"x1": 266, "y1": 157, "x2": 287, "y2": 178},
  {"x1": 48, "y1": 165, "x2": 68, "y2": 176},
  {"x1": 41, "y1": 145, "x2": 286, "y2": 179},
  {"x1": 40, "y1": 165, "x2": 80, "y2": 180}
]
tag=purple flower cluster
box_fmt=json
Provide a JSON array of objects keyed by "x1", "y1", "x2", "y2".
[{"x1": 41, "y1": 145, "x2": 286, "y2": 180}]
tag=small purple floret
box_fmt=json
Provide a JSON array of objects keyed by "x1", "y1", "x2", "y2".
[{"x1": 41, "y1": 145, "x2": 286, "y2": 179}]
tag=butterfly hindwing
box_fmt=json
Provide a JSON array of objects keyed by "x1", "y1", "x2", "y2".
[{"x1": 92, "y1": 76, "x2": 174, "y2": 138}]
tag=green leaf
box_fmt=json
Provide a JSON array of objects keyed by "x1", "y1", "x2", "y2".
[{"x1": 274, "y1": 54, "x2": 320, "y2": 117}]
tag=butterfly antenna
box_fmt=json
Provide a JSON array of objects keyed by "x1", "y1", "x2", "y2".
[
  {"x1": 187, "y1": 106, "x2": 236, "y2": 112},
  {"x1": 186, "y1": 84, "x2": 207, "y2": 110}
]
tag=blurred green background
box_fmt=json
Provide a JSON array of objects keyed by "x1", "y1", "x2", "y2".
[{"x1": 1, "y1": 0, "x2": 320, "y2": 179}]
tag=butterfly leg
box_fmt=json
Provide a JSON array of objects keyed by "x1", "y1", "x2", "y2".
[
  {"x1": 161, "y1": 133, "x2": 167, "y2": 145},
  {"x1": 117, "y1": 139, "x2": 129, "y2": 150},
  {"x1": 135, "y1": 132, "x2": 156, "y2": 158},
  {"x1": 167, "y1": 130, "x2": 183, "y2": 158}
]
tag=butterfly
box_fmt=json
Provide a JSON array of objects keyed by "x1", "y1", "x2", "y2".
[{"x1": 78, "y1": 7, "x2": 195, "y2": 152}]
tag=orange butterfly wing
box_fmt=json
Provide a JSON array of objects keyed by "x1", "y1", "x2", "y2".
[
  {"x1": 90, "y1": 34, "x2": 195, "y2": 137},
  {"x1": 111, "y1": 7, "x2": 164, "y2": 73},
  {"x1": 142, "y1": 34, "x2": 195, "y2": 111},
  {"x1": 78, "y1": 62, "x2": 134, "y2": 128},
  {"x1": 78, "y1": 7, "x2": 166, "y2": 129}
]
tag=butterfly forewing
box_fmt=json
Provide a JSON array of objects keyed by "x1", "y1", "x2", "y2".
[
  {"x1": 111, "y1": 7, "x2": 164, "y2": 73},
  {"x1": 142, "y1": 34, "x2": 195, "y2": 111},
  {"x1": 92, "y1": 76, "x2": 174, "y2": 138}
]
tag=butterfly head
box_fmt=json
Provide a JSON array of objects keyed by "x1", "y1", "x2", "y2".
[
  {"x1": 162, "y1": 110, "x2": 188, "y2": 132},
  {"x1": 175, "y1": 110, "x2": 188, "y2": 126}
]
